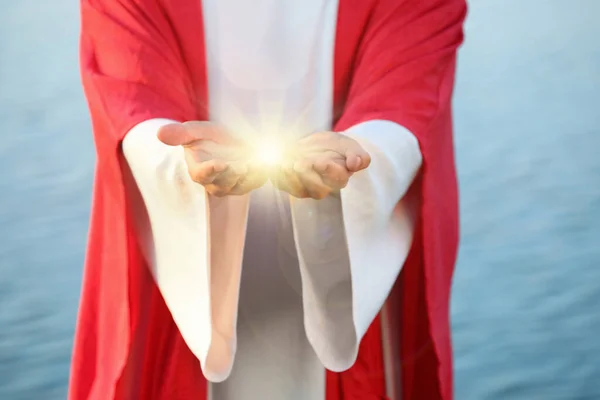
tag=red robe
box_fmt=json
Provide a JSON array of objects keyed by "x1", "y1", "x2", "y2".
[{"x1": 70, "y1": 0, "x2": 466, "y2": 398}]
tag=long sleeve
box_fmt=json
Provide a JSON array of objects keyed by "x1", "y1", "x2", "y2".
[
  {"x1": 121, "y1": 119, "x2": 214, "y2": 371},
  {"x1": 79, "y1": 0, "x2": 243, "y2": 382},
  {"x1": 73, "y1": 1, "x2": 214, "y2": 397},
  {"x1": 292, "y1": 120, "x2": 422, "y2": 372},
  {"x1": 292, "y1": 0, "x2": 466, "y2": 388},
  {"x1": 122, "y1": 119, "x2": 249, "y2": 382}
]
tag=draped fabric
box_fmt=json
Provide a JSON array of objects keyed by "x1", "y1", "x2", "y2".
[{"x1": 69, "y1": 0, "x2": 465, "y2": 398}]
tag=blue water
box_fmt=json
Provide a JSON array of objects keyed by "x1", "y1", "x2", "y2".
[{"x1": 0, "y1": 1, "x2": 599, "y2": 399}]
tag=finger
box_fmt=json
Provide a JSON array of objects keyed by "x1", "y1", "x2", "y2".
[
  {"x1": 312, "y1": 154, "x2": 345, "y2": 174},
  {"x1": 182, "y1": 121, "x2": 239, "y2": 146},
  {"x1": 157, "y1": 121, "x2": 235, "y2": 147},
  {"x1": 226, "y1": 160, "x2": 249, "y2": 176},
  {"x1": 211, "y1": 173, "x2": 240, "y2": 191},
  {"x1": 345, "y1": 152, "x2": 371, "y2": 172},
  {"x1": 342, "y1": 139, "x2": 371, "y2": 172},
  {"x1": 311, "y1": 132, "x2": 371, "y2": 173},
  {"x1": 346, "y1": 154, "x2": 363, "y2": 172},
  {"x1": 271, "y1": 164, "x2": 308, "y2": 198},
  {"x1": 312, "y1": 157, "x2": 348, "y2": 189},
  {"x1": 316, "y1": 160, "x2": 351, "y2": 190},
  {"x1": 157, "y1": 123, "x2": 197, "y2": 146},
  {"x1": 312, "y1": 156, "x2": 331, "y2": 175},
  {"x1": 230, "y1": 178, "x2": 264, "y2": 196},
  {"x1": 293, "y1": 160, "x2": 330, "y2": 200},
  {"x1": 206, "y1": 169, "x2": 244, "y2": 197},
  {"x1": 212, "y1": 161, "x2": 248, "y2": 188},
  {"x1": 229, "y1": 169, "x2": 268, "y2": 195},
  {"x1": 189, "y1": 159, "x2": 228, "y2": 184},
  {"x1": 324, "y1": 133, "x2": 370, "y2": 172},
  {"x1": 298, "y1": 132, "x2": 371, "y2": 173},
  {"x1": 274, "y1": 175, "x2": 307, "y2": 198}
]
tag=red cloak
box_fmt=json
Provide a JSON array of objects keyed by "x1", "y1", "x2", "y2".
[{"x1": 69, "y1": 0, "x2": 466, "y2": 398}]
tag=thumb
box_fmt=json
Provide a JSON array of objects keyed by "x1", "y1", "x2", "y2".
[
  {"x1": 346, "y1": 151, "x2": 372, "y2": 172},
  {"x1": 157, "y1": 121, "x2": 228, "y2": 147},
  {"x1": 339, "y1": 135, "x2": 371, "y2": 172},
  {"x1": 157, "y1": 123, "x2": 198, "y2": 146}
]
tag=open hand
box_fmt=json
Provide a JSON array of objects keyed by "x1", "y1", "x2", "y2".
[
  {"x1": 157, "y1": 121, "x2": 268, "y2": 197},
  {"x1": 271, "y1": 131, "x2": 371, "y2": 199}
]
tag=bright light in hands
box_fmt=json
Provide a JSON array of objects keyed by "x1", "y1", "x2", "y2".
[{"x1": 251, "y1": 138, "x2": 286, "y2": 166}]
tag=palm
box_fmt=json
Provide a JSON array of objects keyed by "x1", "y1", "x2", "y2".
[
  {"x1": 158, "y1": 122, "x2": 269, "y2": 196},
  {"x1": 272, "y1": 131, "x2": 371, "y2": 199}
]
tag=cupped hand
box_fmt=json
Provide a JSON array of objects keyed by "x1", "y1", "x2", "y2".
[
  {"x1": 271, "y1": 131, "x2": 371, "y2": 199},
  {"x1": 157, "y1": 121, "x2": 268, "y2": 197}
]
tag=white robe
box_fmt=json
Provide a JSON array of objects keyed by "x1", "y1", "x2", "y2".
[{"x1": 121, "y1": 0, "x2": 422, "y2": 398}]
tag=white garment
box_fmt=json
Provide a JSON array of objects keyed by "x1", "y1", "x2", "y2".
[{"x1": 121, "y1": 0, "x2": 422, "y2": 398}]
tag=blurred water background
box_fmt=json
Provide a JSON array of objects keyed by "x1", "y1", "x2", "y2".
[{"x1": 0, "y1": 1, "x2": 599, "y2": 399}]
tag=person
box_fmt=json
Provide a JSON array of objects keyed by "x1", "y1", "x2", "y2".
[{"x1": 69, "y1": 0, "x2": 466, "y2": 398}]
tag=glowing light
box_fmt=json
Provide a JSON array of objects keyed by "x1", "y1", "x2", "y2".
[{"x1": 252, "y1": 138, "x2": 286, "y2": 166}]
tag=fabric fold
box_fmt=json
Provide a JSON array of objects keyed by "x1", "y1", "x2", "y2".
[
  {"x1": 122, "y1": 118, "x2": 248, "y2": 382},
  {"x1": 291, "y1": 120, "x2": 422, "y2": 371}
]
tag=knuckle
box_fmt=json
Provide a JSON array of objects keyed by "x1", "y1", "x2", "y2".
[
  {"x1": 188, "y1": 166, "x2": 207, "y2": 184},
  {"x1": 196, "y1": 177, "x2": 212, "y2": 185},
  {"x1": 291, "y1": 187, "x2": 308, "y2": 198},
  {"x1": 312, "y1": 189, "x2": 329, "y2": 200},
  {"x1": 190, "y1": 174, "x2": 205, "y2": 185},
  {"x1": 207, "y1": 185, "x2": 228, "y2": 197}
]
